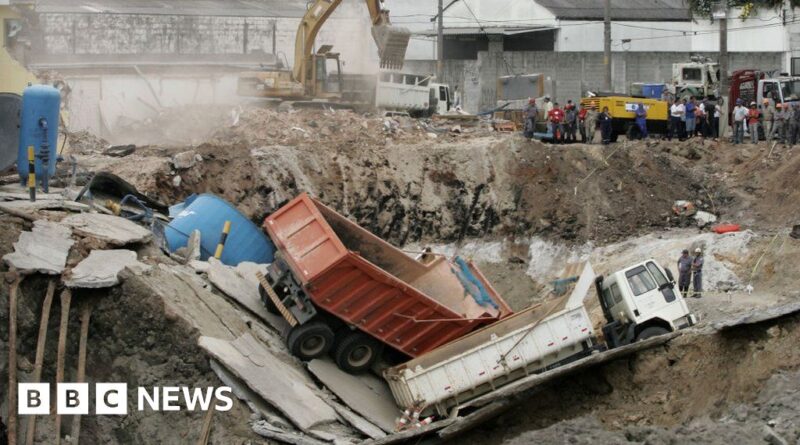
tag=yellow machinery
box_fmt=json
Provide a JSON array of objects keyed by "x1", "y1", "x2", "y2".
[
  {"x1": 580, "y1": 95, "x2": 668, "y2": 141},
  {"x1": 237, "y1": 0, "x2": 410, "y2": 101}
]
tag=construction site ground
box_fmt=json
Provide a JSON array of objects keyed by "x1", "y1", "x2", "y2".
[{"x1": 2, "y1": 105, "x2": 799, "y2": 444}]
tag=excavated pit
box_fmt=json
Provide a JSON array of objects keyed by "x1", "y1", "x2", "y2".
[{"x1": 2, "y1": 106, "x2": 798, "y2": 443}]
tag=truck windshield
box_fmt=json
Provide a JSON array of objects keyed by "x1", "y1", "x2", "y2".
[
  {"x1": 780, "y1": 80, "x2": 800, "y2": 100},
  {"x1": 625, "y1": 266, "x2": 656, "y2": 296},
  {"x1": 682, "y1": 68, "x2": 702, "y2": 81}
]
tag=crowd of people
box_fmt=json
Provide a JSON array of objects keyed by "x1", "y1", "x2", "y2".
[
  {"x1": 522, "y1": 92, "x2": 800, "y2": 146},
  {"x1": 523, "y1": 96, "x2": 614, "y2": 145}
]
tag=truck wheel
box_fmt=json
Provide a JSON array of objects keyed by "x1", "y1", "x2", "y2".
[
  {"x1": 258, "y1": 283, "x2": 280, "y2": 315},
  {"x1": 287, "y1": 321, "x2": 335, "y2": 361},
  {"x1": 334, "y1": 331, "x2": 381, "y2": 374},
  {"x1": 636, "y1": 326, "x2": 669, "y2": 341}
]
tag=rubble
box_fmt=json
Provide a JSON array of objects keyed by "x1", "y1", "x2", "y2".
[
  {"x1": 61, "y1": 212, "x2": 153, "y2": 245},
  {"x1": 2, "y1": 220, "x2": 74, "y2": 274},
  {"x1": 205, "y1": 258, "x2": 284, "y2": 330},
  {"x1": 65, "y1": 249, "x2": 150, "y2": 288}
]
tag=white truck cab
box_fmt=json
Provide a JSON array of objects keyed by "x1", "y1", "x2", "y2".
[
  {"x1": 758, "y1": 76, "x2": 800, "y2": 105},
  {"x1": 429, "y1": 82, "x2": 451, "y2": 115},
  {"x1": 595, "y1": 259, "x2": 696, "y2": 348}
]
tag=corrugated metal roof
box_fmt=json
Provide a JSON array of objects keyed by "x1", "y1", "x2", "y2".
[
  {"x1": 417, "y1": 26, "x2": 553, "y2": 36},
  {"x1": 537, "y1": 0, "x2": 690, "y2": 21},
  {"x1": 11, "y1": 0, "x2": 307, "y2": 17}
]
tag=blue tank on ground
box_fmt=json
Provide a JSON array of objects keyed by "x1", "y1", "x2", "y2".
[
  {"x1": 165, "y1": 194, "x2": 275, "y2": 266},
  {"x1": 18, "y1": 84, "x2": 60, "y2": 184}
]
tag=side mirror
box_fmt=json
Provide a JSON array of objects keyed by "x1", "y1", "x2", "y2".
[{"x1": 665, "y1": 268, "x2": 675, "y2": 282}]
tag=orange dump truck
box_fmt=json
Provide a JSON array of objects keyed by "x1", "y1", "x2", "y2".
[{"x1": 259, "y1": 193, "x2": 513, "y2": 373}]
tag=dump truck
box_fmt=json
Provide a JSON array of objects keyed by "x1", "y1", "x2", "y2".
[
  {"x1": 384, "y1": 259, "x2": 696, "y2": 416},
  {"x1": 580, "y1": 95, "x2": 668, "y2": 141},
  {"x1": 341, "y1": 72, "x2": 453, "y2": 117},
  {"x1": 258, "y1": 193, "x2": 513, "y2": 373}
]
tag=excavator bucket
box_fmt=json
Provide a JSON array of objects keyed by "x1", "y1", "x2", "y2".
[{"x1": 372, "y1": 24, "x2": 411, "y2": 70}]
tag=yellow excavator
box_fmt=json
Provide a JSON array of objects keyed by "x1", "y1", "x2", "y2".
[{"x1": 237, "y1": 0, "x2": 410, "y2": 101}]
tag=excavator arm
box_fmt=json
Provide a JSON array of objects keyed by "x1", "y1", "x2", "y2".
[{"x1": 292, "y1": 0, "x2": 409, "y2": 82}]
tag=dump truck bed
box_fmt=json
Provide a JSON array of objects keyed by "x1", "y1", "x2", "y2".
[
  {"x1": 384, "y1": 263, "x2": 597, "y2": 415},
  {"x1": 263, "y1": 193, "x2": 512, "y2": 358}
]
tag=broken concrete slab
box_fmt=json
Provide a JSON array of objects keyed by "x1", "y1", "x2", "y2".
[
  {"x1": 66, "y1": 249, "x2": 150, "y2": 288},
  {"x1": 172, "y1": 150, "x2": 200, "y2": 169},
  {"x1": 2, "y1": 220, "x2": 74, "y2": 274},
  {"x1": 61, "y1": 212, "x2": 152, "y2": 246},
  {"x1": 328, "y1": 399, "x2": 387, "y2": 440},
  {"x1": 199, "y1": 333, "x2": 338, "y2": 432},
  {"x1": 251, "y1": 421, "x2": 328, "y2": 445},
  {"x1": 127, "y1": 264, "x2": 248, "y2": 340},
  {"x1": 0, "y1": 199, "x2": 90, "y2": 215},
  {"x1": 308, "y1": 359, "x2": 399, "y2": 433},
  {"x1": 206, "y1": 258, "x2": 286, "y2": 332}
]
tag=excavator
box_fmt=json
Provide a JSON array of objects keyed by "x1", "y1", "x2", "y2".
[{"x1": 237, "y1": 0, "x2": 410, "y2": 101}]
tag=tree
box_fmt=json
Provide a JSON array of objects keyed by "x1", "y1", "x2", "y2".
[{"x1": 685, "y1": 0, "x2": 800, "y2": 18}]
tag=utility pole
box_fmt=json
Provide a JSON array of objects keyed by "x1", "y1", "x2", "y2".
[
  {"x1": 604, "y1": 0, "x2": 611, "y2": 91},
  {"x1": 437, "y1": 0, "x2": 444, "y2": 79},
  {"x1": 717, "y1": 5, "x2": 729, "y2": 138}
]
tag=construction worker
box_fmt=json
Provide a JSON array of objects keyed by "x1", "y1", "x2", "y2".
[
  {"x1": 772, "y1": 103, "x2": 786, "y2": 142},
  {"x1": 548, "y1": 102, "x2": 565, "y2": 143},
  {"x1": 585, "y1": 105, "x2": 598, "y2": 144},
  {"x1": 762, "y1": 98, "x2": 775, "y2": 142},
  {"x1": 685, "y1": 96, "x2": 697, "y2": 138},
  {"x1": 635, "y1": 103, "x2": 648, "y2": 139},
  {"x1": 789, "y1": 102, "x2": 800, "y2": 146},
  {"x1": 748, "y1": 102, "x2": 761, "y2": 144},
  {"x1": 564, "y1": 103, "x2": 577, "y2": 143},
  {"x1": 691, "y1": 247, "x2": 704, "y2": 298},
  {"x1": 577, "y1": 103, "x2": 588, "y2": 143},
  {"x1": 523, "y1": 98, "x2": 537, "y2": 139},
  {"x1": 599, "y1": 106, "x2": 613, "y2": 144},
  {"x1": 732, "y1": 99, "x2": 748, "y2": 144},
  {"x1": 677, "y1": 249, "x2": 692, "y2": 294},
  {"x1": 542, "y1": 96, "x2": 553, "y2": 133}
]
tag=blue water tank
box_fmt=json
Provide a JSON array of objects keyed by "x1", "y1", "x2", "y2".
[
  {"x1": 642, "y1": 84, "x2": 666, "y2": 99},
  {"x1": 18, "y1": 84, "x2": 60, "y2": 183},
  {"x1": 165, "y1": 194, "x2": 275, "y2": 266}
]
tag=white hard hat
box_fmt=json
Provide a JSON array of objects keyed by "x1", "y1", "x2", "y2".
[{"x1": 695, "y1": 248, "x2": 702, "y2": 253}]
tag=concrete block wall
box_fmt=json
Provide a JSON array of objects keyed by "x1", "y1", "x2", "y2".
[{"x1": 409, "y1": 51, "x2": 783, "y2": 114}]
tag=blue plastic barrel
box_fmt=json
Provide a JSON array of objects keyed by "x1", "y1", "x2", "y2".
[
  {"x1": 642, "y1": 84, "x2": 665, "y2": 99},
  {"x1": 18, "y1": 84, "x2": 60, "y2": 183},
  {"x1": 165, "y1": 194, "x2": 275, "y2": 266}
]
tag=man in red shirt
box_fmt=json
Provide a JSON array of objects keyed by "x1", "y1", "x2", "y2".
[
  {"x1": 747, "y1": 102, "x2": 761, "y2": 144},
  {"x1": 548, "y1": 102, "x2": 565, "y2": 144}
]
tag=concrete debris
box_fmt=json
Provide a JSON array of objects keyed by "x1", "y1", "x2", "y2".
[
  {"x1": 2, "y1": 220, "x2": 74, "y2": 274},
  {"x1": 174, "y1": 229, "x2": 201, "y2": 263},
  {"x1": 189, "y1": 259, "x2": 210, "y2": 273},
  {"x1": 199, "y1": 333, "x2": 339, "y2": 432},
  {"x1": 206, "y1": 258, "x2": 285, "y2": 331},
  {"x1": 0, "y1": 199, "x2": 90, "y2": 215},
  {"x1": 307, "y1": 359, "x2": 398, "y2": 433},
  {"x1": 329, "y1": 402, "x2": 387, "y2": 440},
  {"x1": 791, "y1": 224, "x2": 800, "y2": 239},
  {"x1": 172, "y1": 150, "x2": 199, "y2": 169},
  {"x1": 251, "y1": 420, "x2": 328, "y2": 445},
  {"x1": 172, "y1": 175, "x2": 182, "y2": 187},
  {"x1": 762, "y1": 426, "x2": 789, "y2": 445},
  {"x1": 66, "y1": 249, "x2": 150, "y2": 288},
  {"x1": 672, "y1": 200, "x2": 697, "y2": 216},
  {"x1": 694, "y1": 210, "x2": 718, "y2": 228},
  {"x1": 61, "y1": 212, "x2": 153, "y2": 246}
]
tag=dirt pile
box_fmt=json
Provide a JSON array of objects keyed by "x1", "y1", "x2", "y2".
[
  {"x1": 137, "y1": 135, "x2": 712, "y2": 247},
  {"x1": 463, "y1": 311, "x2": 800, "y2": 445}
]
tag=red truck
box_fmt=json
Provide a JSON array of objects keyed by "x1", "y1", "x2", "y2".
[{"x1": 259, "y1": 193, "x2": 513, "y2": 373}]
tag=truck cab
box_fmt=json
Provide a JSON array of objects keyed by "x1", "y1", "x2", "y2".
[
  {"x1": 429, "y1": 82, "x2": 451, "y2": 115},
  {"x1": 595, "y1": 259, "x2": 696, "y2": 348},
  {"x1": 757, "y1": 76, "x2": 800, "y2": 106},
  {"x1": 672, "y1": 60, "x2": 720, "y2": 100}
]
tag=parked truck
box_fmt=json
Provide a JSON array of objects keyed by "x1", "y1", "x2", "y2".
[
  {"x1": 384, "y1": 260, "x2": 696, "y2": 416},
  {"x1": 339, "y1": 72, "x2": 452, "y2": 117},
  {"x1": 258, "y1": 193, "x2": 513, "y2": 373}
]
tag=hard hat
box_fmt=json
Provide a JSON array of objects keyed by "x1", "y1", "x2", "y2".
[
  {"x1": 750, "y1": 102, "x2": 757, "y2": 106},
  {"x1": 736, "y1": 98, "x2": 744, "y2": 105},
  {"x1": 695, "y1": 247, "x2": 702, "y2": 253}
]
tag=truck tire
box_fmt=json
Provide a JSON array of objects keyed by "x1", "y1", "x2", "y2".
[
  {"x1": 333, "y1": 331, "x2": 381, "y2": 374},
  {"x1": 636, "y1": 326, "x2": 670, "y2": 341},
  {"x1": 258, "y1": 283, "x2": 280, "y2": 315},
  {"x1": 287, "y1": 321, "x2": 335, "y2": 361}
]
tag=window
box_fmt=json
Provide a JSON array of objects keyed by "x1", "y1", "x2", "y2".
[
  {"x1": 780, "y1": 80, "x2": 800, "y2": 100},
  {"x1": 625, "y1": 266, "x2": 657, "y2": 296},
  {"x1": 645, "y1": 262, "x2": 668, "y2": 287},
  {"x1": 439, "y1": 86, "x2": 448, "y2": 102},
  {"x1": 682, "y1": 68, "x2": 702, "y2": 81},
  {"x1": 609, "y1": 283, "x2": 623, "y2": 305},
  {"x1": 792, "y1": 57, "x2": 800, "y2": 77}
]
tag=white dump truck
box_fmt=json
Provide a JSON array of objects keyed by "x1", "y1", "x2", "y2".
[
  {"x1": 384, "y1": 259, "x2": 696, "y2": 416},
  {"x1": 341, "y1": 72, "x2": 451, "y2": 117}
]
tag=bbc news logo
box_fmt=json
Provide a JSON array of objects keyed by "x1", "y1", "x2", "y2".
[{"x1": 18, "y1": 383, "x2": 233, "y2": 415}]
